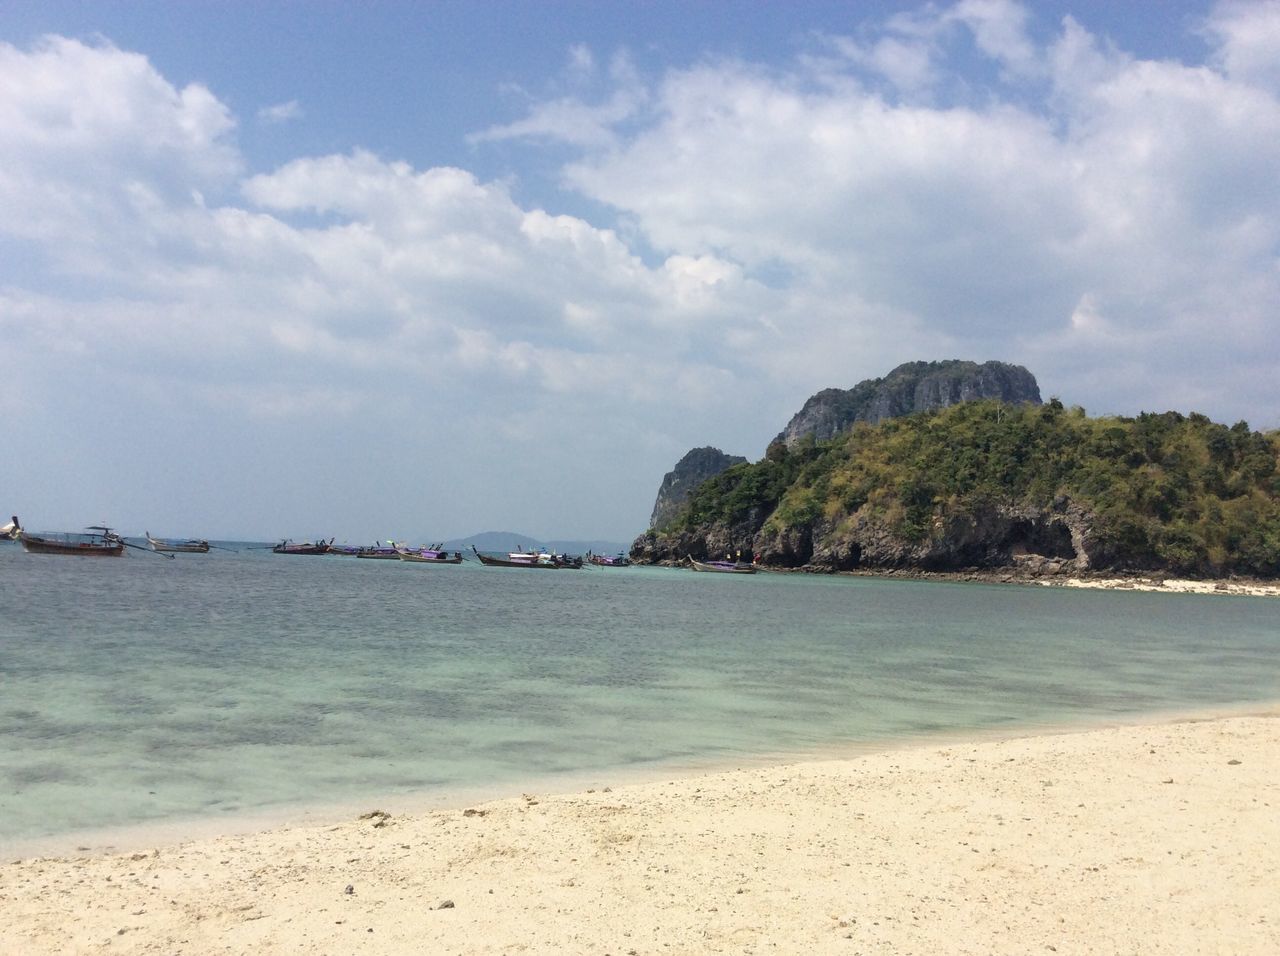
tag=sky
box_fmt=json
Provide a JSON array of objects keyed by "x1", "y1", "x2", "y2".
[{"x1": 2, "y1": 1, "x2": 1278, "y2": 543}]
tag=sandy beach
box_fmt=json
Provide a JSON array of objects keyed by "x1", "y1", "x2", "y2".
[
  {"x1": 2, "y1": 712, "x2": 1276, "y2": 955},
  {"x1": 1045, "y1": 577, "x2": 1280, "y2": 598}
]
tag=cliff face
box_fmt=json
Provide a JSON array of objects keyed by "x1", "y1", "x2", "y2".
[
  {"x1": 751, "y1": 497, "x2": 1103, "y2": 574},
  {"x1": 776, "y1": 360, "x2": 1041, "y2": 448},
  {"x1": 632, "y1": 395, "x2": 1280, "y2": 579},
  {"x1": 634, "y1": 495, "x2": 1102, "y2": 574},
  {"x1": 649, "y1": 446, "x2": 748, "y2": 530}
]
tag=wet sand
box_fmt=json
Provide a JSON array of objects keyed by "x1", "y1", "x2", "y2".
[{"x1": 2, "y1": 710, "x2": 1277, "y2": 954}]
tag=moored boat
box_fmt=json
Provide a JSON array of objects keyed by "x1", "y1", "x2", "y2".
[
  {"x1": 587, "y1": 551, "x2": 631, "y2": 567},
  {"x1": 5, "y1": 516, "x2": 125, "y2": 557},
  {"x1": 272, "y1": 538, "x2": 333, "y2": 555},
  {"x1": 688, "y1": 556, "x2": 757, "y2": 574},
  {"x1": 146, "y1": 531, "x2": 210, "y2": 553},
  {"x1": 356, "y1": 543, "x2": 401, "y2": 559},
  {"x1": 397, "y1": 544, "x2": 464, "y2": 564},
  {"x1": 471, "y1": 545, "x2": 583, "y2": 569}
]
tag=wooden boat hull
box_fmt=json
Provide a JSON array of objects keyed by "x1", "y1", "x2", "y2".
[
  {"x1": 7, "y1": 517, "x2": 124, "y2": 556},
  {"x1": 272, "y1": 542, "x2": 331, "y2": 555},
  {"x1": 19, "y1": 536, "x2": 124, "y2": 557},
  {"x1": 688, "y1": 557, "x2": 756, "y2": 574},
  {"x1": 147, "y1": 536, "x2": 210, "y2": 553},
  {"x1": 472, "y1": 547, "x2": 581, "y2": 569},
  {"x1": 398, "y1": 551, "x2": 464, "y2": 564}
]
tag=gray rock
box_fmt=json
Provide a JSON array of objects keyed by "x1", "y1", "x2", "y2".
[
  {"x1": 648, "y1": 446, "x2": 747, "y2": 530},
  {"x1": 633, "y1": 360, "x2": 1052, "y2": 571},
  {"x1": 775, "y1": 360, "x2": 1041, "y2": 449}
]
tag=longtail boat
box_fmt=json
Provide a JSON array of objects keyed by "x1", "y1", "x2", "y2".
[
  {"x1": 688, "y1": 556, "x2": 756, "y2": 574},
  {"x1": 5, "y1": 516, "x2": 125, "y2": 556},
  {"x1": 587, "y1": 551, "x2": 631, "y2": 567},
  {"x1": 356, "y1": 543, "x2": 401, "y2": 559},
  {"x1": 272, "y1": 538, "x2": 333, "y2": 555},
  {"x1": 146, "y1": 531, "x2": 210, "y2": 553},
  {"x1": 397, "y1": 544, "x2": 464, "y2": 564},
  {"x1": 471, "y1": 545, "x2": 582, "y2": 569}
]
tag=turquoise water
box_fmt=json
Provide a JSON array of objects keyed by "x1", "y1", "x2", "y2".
[{"x1": 1, "y1": 541, "x2": 1277, "y2": 849}]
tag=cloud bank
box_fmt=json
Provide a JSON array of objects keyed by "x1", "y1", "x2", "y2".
[{"x1": 2, "y1": 3, "x2": 1278, "y2": 538}]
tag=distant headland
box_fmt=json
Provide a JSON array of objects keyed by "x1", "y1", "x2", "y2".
[{"x1": 633, "y1": 360, "x2": 1280, "y2": 581}]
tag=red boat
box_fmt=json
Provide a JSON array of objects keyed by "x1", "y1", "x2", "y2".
[{"x1": 5, "y1": 516, "x2": 125, "y2": 556}]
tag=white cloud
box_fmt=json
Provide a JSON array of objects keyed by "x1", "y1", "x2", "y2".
[
  {"x1": 826, "y1": 0, "x2": 1040, "y2": 99},
  {"x1": 829, "y1": 33, "x2": 939, "y2": 97},
  {"x1": 949, "y1": 0, "x2": 1040, "y2": 78},
  {"x1": 470, "y1": 85, "x2": 645, "y2": 149},
  {"x1": 0, "y1": 35, "x2": 740, "y2": 456},
  {"x1": 1203, "y1": 0, "x2": 1280, "y2": 91},
  {"x1": 0, "y1": 34, "x2": 239, "y2": 241},
  {"x1": 471, "y1": 47, "x2": 648, "y2": 149},
  {"x1": 3, "y1": 5, "x2": 1280, "y2": 539},
  {"x1": 256, "y1": 99, "x2": 302, "y2": 124},
  {"x1": 537, "y1": 4, "x2": 1280, "y2": 424},
  {"x1": 567, "y1": 43, "x2": 595, "y2": 76}
]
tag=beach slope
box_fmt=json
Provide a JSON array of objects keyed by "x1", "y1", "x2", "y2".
[{"x1": 3, "y1": 713, "x2": 1277, "y2": 954}]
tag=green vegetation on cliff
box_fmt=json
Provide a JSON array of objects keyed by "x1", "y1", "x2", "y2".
[{"x1": 663, "y1": 401, "x2": 1280, "y2": 576}]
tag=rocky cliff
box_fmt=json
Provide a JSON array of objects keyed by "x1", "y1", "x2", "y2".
[
  {"x1": 633, "y1": 493, "x2": 1102, "y2": 576},
  {"x1": 776, "y1": 360, "x2": 1041, "y2": 448},
  {"x1": 750, "y1": 496, "x2": 1102, "y2": 574},
  {"x1": 632, "y1": 399, "x2": 1280, "y2": 579},
  {"x1": 643, "y1": 360, "x2": 1040, "y2": 541},
  {"x1": 649, "y1": 446, "x2": 748, "y2": 529}
]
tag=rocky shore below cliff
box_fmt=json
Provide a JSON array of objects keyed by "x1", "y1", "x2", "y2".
[
  {"x1": 854, "y1": 567, "x2": 1280, "y2": 597},
  {"x1": 645, "y1": 557, "x2": 1280, "y2": 597}
]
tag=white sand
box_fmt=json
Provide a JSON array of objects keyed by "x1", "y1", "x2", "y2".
[
  {"x1": 2, "y1": 711, "x2": 1277, "y2": 954},
  {"x1": 1046, "y1": 577, "x2": 1280, "y2": 598}
]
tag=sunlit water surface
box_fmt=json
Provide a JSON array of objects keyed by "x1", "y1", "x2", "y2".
[{"x1": 2, "y1": 541, "x2": 1277, "y2": 849}]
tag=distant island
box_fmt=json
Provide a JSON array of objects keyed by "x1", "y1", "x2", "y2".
[{"x1": 633, "y1": 361, "x2": 1280, "y2": 580}]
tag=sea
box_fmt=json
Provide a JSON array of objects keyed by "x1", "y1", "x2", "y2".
[{"x1": 2, "y1": 540, "x2": 1277, "y2": 855}]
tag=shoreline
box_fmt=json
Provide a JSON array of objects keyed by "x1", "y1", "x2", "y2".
[
  {"x1": 862, "y1": 568, "x2": 1280, "y2": 597},
  {"x1": 5, "y1": 698, "x2": 1274, "y2": 863},
  {"x1": 661, "y1": 560, "x2": 1280, "y2": 597},
  {"x1": 4, "y1": 705, "x2": 1277, "y2": 954}
]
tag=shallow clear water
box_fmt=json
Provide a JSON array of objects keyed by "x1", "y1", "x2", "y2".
[{"x1": 1, "y1": 541, "x2": 1277, "y2": 848}]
